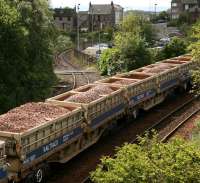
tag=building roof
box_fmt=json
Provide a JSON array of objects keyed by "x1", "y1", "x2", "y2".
[
  {"x1": 171, "y1": 0, "x2": 177, "y2": 3},
  {"x1": 79, "y1": 11, "x2": 89, "y2": 15},
  {"x1": 114, "y1": 4, "x2": 123, "y2": 10},
  {"x1": 89, "y1": 4, "x2": 113, "y2": 14},
  {"x1": 181, "y1": 0, "x2": 198, "y2": 4},
  {"x1": 54, "y1": 8, "x2": 75, "y2": 17}
]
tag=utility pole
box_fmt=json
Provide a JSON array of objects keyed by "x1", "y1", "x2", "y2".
[
  {"x1": 154, "y1": 3, "x2": 157, "y2": 17},
  {"x1": 77, "y1": 4, "x2": 80, "y2": 50},
  {"x1": 91, "y1": 7, "x2": 94, "y2": 46},
  {"x1": 98, "y1": 20, "x2": 102, "y2": 55}
]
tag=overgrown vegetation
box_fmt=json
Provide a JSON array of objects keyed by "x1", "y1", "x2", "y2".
[
  {"x1": 0, "y1": 0, "x2": 57, "y2": 113},
  {"x1": 54, "y1": 33, "x2": 73, "y2": 55},
  {"x1": 192, "y1": 120, "x2": 200, "y2": 144},
  {"x1": 91, "y1": 134, "x2": 200, "y2": 183},
  {"x1": 151, "y1": 11, "x2": 170, "y2": 23},
  {"x1": 161, "y1": 37, "x2": 187, "y2": 59},
  {"x1": 189, "y1": 21, "x2": 200, "y2": 95}
]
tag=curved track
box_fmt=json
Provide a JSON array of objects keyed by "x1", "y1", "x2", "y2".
[{"x1": 56, "y1": 51, "x2": 91, "y2": 89}]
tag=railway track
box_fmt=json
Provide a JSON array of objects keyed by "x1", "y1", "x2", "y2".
[
  {"x1": 56, "y1": 51, "x2": 91, "y2": 89},
  {"x1": 47, "y1": 93, "x2": 198, "y2": 183},
  {"x1": 160, "y1": 98, "x2": 200, "y2": 142},
  {"x1": 72, "y1": 71, "x2": 90, "y2": 89},
  {"x1": 81, "y1": 96, "x2": 200, "y2": 183}
]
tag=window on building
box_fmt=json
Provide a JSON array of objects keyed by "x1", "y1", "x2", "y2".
[
  {"x1": 172, "y1": 14, "x2": 179, "y2": 19},
  {"x1": 98, "y1": 15, "x2": 101, "y2": 22},
  {"x1": 67, "y1": 16, "x2": 71, "y2": 21},
  {"x1": 172, "y1": 3, "x2": 177, "y2": 7},
  {"x1": 59, "y1": 17, "x2": 63, "y2": 21},
  {"x1": 185, "y1": 4, "x2": 189, "y2": 10},
  {"x1": 172, "y1": 9, "x2": 177, "y2": 13}
]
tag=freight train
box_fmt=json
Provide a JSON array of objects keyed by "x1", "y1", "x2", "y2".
[{"x1": 0, "y1": 55, "x2": 195, "y2": 183}]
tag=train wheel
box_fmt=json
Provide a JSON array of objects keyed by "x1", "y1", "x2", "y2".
[
  {"x1": 133, "y1": 109, "x2": 139, "y2": 119},
  {"x1": 183, "y1": 83, "x2": 187, "y2": 91},
  {"x1": 34, "y1": 168, "x2": 44, "y2": 183},
  {"x1": 24, "y1": 173, "x2": 34, "y2": 183}
]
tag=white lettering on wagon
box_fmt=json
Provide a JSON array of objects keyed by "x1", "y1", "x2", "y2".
[
  {"x1": 63, "y1": 131, "x2": 74, "y2": 142},
  {"x1": 23, "y1": 154, "x2": 36, "y2": 164},
  {"x1": 43, "y1": 140, "x2": 59, "y2": 153},
  {"x1": 23, "y1": 128, "x2": 81, "y2": 164},
  {"x1": 136, "y1": 93, "x2": 145, "y2": 101}
]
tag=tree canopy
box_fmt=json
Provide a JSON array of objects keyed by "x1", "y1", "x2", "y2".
[
  {"x1": 119, "y1": 14, "x2": 155, "y2": 46},
  {"x1": 98, "y1": 14, "x2": 153, "y2": 76},
  {"x1": 161, "y1": 37, "x2": 187, "y2": 59},
  {"x1": 189, "y1": 21, "x2": 200, "y2": 95},
  {"x1": 91, "y1": 135, "x2": 200, "y2": 183},
  {"x1": 0, "y1": 0, "x2": 56, "y2": 113}
]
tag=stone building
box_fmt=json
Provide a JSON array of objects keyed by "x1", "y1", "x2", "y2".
[
  {"x1": 53, "y1": 2, "x2": 123, "y2": 32},
  {"x1": 88, "y1": 1, "x2": 123, "y2": 31},
  {"x1": 53, "y1": 8, "x2": 76, "y2": 31},
  {"x1": 171, "y1": 0, "x2": 200, "y2": 21}
]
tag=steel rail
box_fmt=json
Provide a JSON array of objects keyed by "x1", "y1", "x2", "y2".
[
  {"x1": 57, "y1": 51, "x2": 90, "y2": 89},
  {"x1": 55, "y1": 71, "x2": 96, "y2": 75},
  {"x1": 161, "y1": 101, "x2": 200, "y2": 142}
]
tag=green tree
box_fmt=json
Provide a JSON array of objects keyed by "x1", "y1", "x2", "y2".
[
  {"x1": 189, "y1": 22, "x2": 200, "y2": 95},
  {"x1": 161, "y1": 37, "x2": 187, "y2": 59},
  {"x1": 158, "y1": 11, "x2": 170, "y2": 21},
  {"x1": 119, "y1": 14, "x2": 155, "y2": 45},
  {"x1": 192, "y1": 120, "x2": 200, "y2": 144},
  {"x1": 0, "y1": 0, "x2": 26, "y2": 112},
  {"x1": 98, "y1": 48, "x2": 121, "y2": 75},
  {"x1": 91, "y1": 135, "x2": 200, "y2": 183},
  {"x1": 0, "y1": 0, "x2": 56, "y2": 113},
  {"x1": 98, "y1": 33, "x2": 153, "y2": 76},
  {"x1": 54, "y1": 34, "x2": 73, "y2": 55},
  {"x1": 98, "y1": 14, "x2": 154, "y2": 76},
  {"x1": 151, "y1": 11, "x2": 170, "y2": 23},
  {"x1": 115, "y1": 33, "x2": 153, "y2": 71}
]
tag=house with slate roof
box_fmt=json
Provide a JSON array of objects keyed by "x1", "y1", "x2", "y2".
[
  {"x1": 53, "y1": 7, "x2": 76, "y2": 31},
  {"x1": 171, "y1": 0, "x2": 200, "y2": 21},
  {"x1": 88, "y1": 1, "x2": 123, "y2": 31},
  {"x1": 53, "y1": 2, "x2": 123, "y2": 32}
]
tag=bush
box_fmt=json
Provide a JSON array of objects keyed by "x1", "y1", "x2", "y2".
[
  {"x1": 98, "y1": 48, "x2": 121, "y2": 75},
  {"x1": 161, "y1": 37, "x2": 187, "y2": 59},
  {"x1": 116, "y1": 34, "x2": 153, "y2": 71},
  {"x1": 189, "y1": 21, "x2": 200, "y2": 95},
  {"x1": 91, "y1": 135, "x2": 200, "y2": 183}
]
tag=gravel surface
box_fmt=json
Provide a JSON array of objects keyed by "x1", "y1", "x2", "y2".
[
  {"x1": 92, "y1": 85, "x2": 114, "y2": 95},
  {"x1": 174, "y1": 112, "x2": 200, "y2": 140},
  {"x1": 0, "y1": 103, "x2": 69, "y2": 133},
  {"x1": 145, "y1": 64, "x2": 175, "y2": 74},
  {"x1": 66, "y1": 85, "x2": 114, "y2": 103},
  {"x1": 146, "y1": 68, "x2": 166, "y2": 73},
  {"x1": 112, "y1": 79, "x2": 137, "y2": 85},
  {"x1": 67, "y1": 92, "x2": 102, "y2": 103}
]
